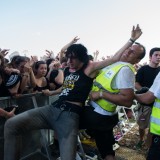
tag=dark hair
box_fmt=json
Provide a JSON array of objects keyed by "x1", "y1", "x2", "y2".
[
  {"x1": 65, "y1": 44, "x2": 89, "y2": 66},
  {"x1": 0, "y1": 53, "x2": 5, "y2": 67},
  {"x1": 34, "y1": 61, "x2": 46, "y2": 70},
  {"x1": 46, "y1": 58, "x2": 54, "y2": 66},
  {"x1": 46, "y1": 58, "x2": 54, "y2": 72},
  {"x1": 88, "y1": 55, "x2": 94, "y2": 61},
  {"x1": 4, "y1": 58, "x2": 9, "y2": 64},
  {"x1": 149, "y1": 47, "x2": 160, "y2": 57},
  {"x1": 60, "y1": 57, "x2": 67, "y2": 64},
  {"x1": 10, "y1": 55, "x2": 20, "y2": 63},
  {"x1": 11, "y1": 56, "x2": 27, "y2": 68},
  {"x1": 32, "y1": 61, "x2": 46, "y2": 75},
  {"x1": 135, "y1": 42, "x2": 146, "y2": 60}
]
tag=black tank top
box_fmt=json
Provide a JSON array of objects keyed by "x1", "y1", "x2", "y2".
[
  {"x1": 59, "y1": 67, "x2": 93, "y2": 104},
  {"x1": 33, "y1": 77, "x2": 50, "y2": 92}
]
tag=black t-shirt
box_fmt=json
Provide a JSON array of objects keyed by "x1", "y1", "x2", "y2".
[
  {"x1": 136, "y1": 65, "x2": 160, "y2": 88},
  {"x1": 59, "y1": 67, "x2": 93, "y2": 104},
  {"x1": 136, "y1": 65, "x2": 160, "y2": 106},
  {"x1": 0, "y1": 82, "x2": 10, "y2": 97}
]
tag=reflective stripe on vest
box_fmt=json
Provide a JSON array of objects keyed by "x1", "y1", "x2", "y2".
[
  {"x1": 91, "y1": 63, "x2": 135, "y2": 112},
  {"x1": 150, "y1": 99, "x2": 160, "y2": 135}
]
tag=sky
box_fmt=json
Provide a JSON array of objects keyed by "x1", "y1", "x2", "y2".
[{"x1": 1, "y1": 0, "x2": 160, "y2": 63}]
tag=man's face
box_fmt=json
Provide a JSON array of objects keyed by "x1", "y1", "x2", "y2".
[
  {"x1": 67, "y1": 55, "x2": 83, "y2": 70},
  {"x1": 150, "y1": 51, "x2": 160, "y2": 65},
  {"x1": 120, "y1": 44, "x2": 144, "y2": 64}
]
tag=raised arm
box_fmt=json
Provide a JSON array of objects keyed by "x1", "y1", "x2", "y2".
[
  {"x1": 112, "y1": 24, "x2": 142, "y2": 62},
  {"x1": 59, "y1": 36, "x2": 80, "y2": 62},
  {"x1": 90, "y1": 24, "x2": 143, "y2": 72}
]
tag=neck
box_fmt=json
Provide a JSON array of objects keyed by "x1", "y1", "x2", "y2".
[
  {"x1": 35, "y1": 75, "x2": 43, "y2": 79},
  {"x1": 149, "y1": 62, "x2": 159, "y2": 68}
]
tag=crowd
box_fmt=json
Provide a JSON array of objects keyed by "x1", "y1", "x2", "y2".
[{"x1": 0, "y1": 24, "x2": 160, "y2": 160}]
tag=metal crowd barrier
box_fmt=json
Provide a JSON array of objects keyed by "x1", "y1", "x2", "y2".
[{"x1": 0, "y1": 93, "x2": 59, "y2": 160}]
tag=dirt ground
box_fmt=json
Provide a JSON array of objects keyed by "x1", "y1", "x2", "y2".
[
  {"x1": 80, "y1": 123, "x2": 147, "y2": 160},
  {"x1": 116, "y1": 124, "x2": 147, "y2": 160}
]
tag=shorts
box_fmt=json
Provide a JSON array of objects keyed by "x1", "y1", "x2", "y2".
[{"x1": 137, "y1": 104, "x2": 152, "y2": 129}]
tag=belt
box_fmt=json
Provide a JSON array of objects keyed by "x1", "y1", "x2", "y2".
[{"x1": 52, "y1": 101, "x2": 82, "y2": 114}]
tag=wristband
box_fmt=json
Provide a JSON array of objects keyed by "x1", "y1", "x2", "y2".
[
  {"x1": 129, "y1": 38, "x2": 135, "y2": 43},
  {"x1": 99, "y1": 91, "x2": 103, "y2": 98}
]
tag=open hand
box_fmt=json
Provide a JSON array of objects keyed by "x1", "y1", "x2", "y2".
[{"x1": 131, "y1": 24, "x2": 142, "y2": 41}]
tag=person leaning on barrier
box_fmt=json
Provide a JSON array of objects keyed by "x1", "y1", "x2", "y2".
[
  {"x1": 135, "y1": 71, "x2": 160, "y2": 160},
  {"x1": 4, "y1": 26, "x2": 141, "y2": 160},
  {"x1": 80, "y1": 25, "x2": 145, "y2": 160},
  {"x1": 32, "y1": 60, "x2": 50, "y2": 92}
]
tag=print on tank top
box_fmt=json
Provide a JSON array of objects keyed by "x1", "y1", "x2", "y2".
[{"x1": 59, "y1": 73, "x2": 79, "y2": 96}]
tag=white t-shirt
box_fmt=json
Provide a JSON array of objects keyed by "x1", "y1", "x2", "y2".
[
  {"x1": 149, "y1": 72, "x2": 160, "y2": 99},
  {"x1": 91, "y1": 61, "x2": 135, "y2": 115}
]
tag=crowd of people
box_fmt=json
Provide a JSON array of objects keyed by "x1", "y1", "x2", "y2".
[{"x1": 0, "y1": 24, "x2": 160, "y2": 160}]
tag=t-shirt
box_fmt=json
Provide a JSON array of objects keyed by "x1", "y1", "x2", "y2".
[
  {"x1": 149, "y1": 72, "x2": 160, "y2": 99},
  {"x1": 136, "y1": 65, "x2": 160, "y2": 88},
  {"x1": 112, "y1": 62, "x2": 135, "y2": 89},
  {"x1": 0, "y1": 82, "x2": 10, "y2": 97}
]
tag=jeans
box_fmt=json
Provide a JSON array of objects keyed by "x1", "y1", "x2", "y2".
[
  {"x1": 80, "y1": 105, "x2": 118, "y2": 158},
  {"x1": 4, "y1": 101, "x2": 80, "y2": 160}
]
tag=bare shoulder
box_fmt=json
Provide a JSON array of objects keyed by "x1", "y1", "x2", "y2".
[{"x1": 84, "y1": 61, "x2": 98, "y2": 78}]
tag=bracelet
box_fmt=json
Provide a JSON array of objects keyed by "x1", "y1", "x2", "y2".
[
  {"x1": 99, "y1": 91, "x2": 103, "y2": 98},
  {"x1": 129, "y1": 38, "x2": 135, "y2": 43}
]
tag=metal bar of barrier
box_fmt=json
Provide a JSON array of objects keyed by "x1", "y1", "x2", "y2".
[
  {"x1": 0, "y1": 92, "x2": 43, "y2": 101},
  {"x1": 31, "y1": 96, "x2": 52, "y2": 160}
]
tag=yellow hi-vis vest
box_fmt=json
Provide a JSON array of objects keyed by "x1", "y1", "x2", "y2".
[
  {"x1": 91, "y1": 63, "x2": 135, "y2": 112},
  {"x1": 150, "y1": 99, "x2": 160, "y2": 135}
]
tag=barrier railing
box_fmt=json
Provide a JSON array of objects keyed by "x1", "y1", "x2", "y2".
[{"x1": 0, "y1": 93, "x2": 59, "y2": 160}]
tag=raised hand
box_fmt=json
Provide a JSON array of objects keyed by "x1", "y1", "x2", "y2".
[
  {"x1": 131, "y1": 24, "x2": 142, "y2": 41},
  {"x1": 0, "y1": 49, "x2": 10, "y2": 57},
  {"x1": 71, "y1": 36, "x2": 80, "y2": 44},
  {"x1": 31, "y1": 55, "x2": 38, "y2": 62},
  {"x1": 45, "y1": 50, "x2": 54, "y2": 58}
]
